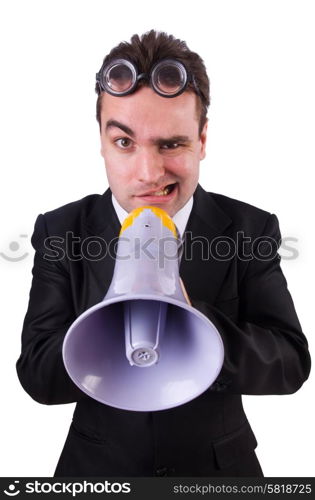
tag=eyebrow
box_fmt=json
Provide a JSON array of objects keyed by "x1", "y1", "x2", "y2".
[
  {"x1": 105, "y1": 119, "x2": 191, "y2": 145},
  {"x1": 155, "y1": 136, "x2": 190, "y2": 147},
  {"x1": 106, "y1": 120, "x2": 135, "y2": 137}
]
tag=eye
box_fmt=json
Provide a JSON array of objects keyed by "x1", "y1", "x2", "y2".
[
  {"x1": 160, "y1": 142, "x2": 180, "y2": 150},
  {"x1": 115, "y1": 137, "x2": 133, "y2": 149}
]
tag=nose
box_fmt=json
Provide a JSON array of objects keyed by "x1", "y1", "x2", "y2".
[{"x1": 136, "y1": 148, "x2": 165, "y2": 184}]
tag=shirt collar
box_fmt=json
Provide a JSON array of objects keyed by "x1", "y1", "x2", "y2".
[{"x1": 111, "y1": 194, "x2": 193, "y2": 239}]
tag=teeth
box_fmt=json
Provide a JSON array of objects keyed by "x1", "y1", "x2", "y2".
[{"x1": 151, "y1": 185, "x2": 172, "y2": 196}]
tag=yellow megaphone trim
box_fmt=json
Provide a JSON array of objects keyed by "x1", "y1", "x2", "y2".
[{"x1": 119, "y1": 206, "x2": 178, "y2": 238}]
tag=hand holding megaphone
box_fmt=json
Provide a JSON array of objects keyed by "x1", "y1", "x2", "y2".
[{"x1": 180, "y1": 277, "x2": 192, "y2": 306}]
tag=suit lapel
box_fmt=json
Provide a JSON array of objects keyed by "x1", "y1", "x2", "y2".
[
  {"x1": 83, "y1": 189, "x2": 121, "y2": 305},
  {"x1": 180, "y1": 184, "x2": 232, "y2": 304}
]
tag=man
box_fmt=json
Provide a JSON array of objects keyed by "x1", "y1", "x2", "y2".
[{"x1": 17, "y1": 30, "x2": 311, "y2": 477}]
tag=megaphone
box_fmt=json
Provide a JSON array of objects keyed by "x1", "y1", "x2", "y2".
[{"x1": 63, "y1": 206, "x2": 224, "y2": 411}]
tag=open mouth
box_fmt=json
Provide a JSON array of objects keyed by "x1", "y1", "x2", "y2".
[{"x1": 142, "y1": 183, "x2": 177, "y2": 197}]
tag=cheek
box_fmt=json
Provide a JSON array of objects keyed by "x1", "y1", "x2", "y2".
[
  {"x1": 106, "y1": 163, "x2": 123, "y2": 181},
  {"x1": 167, "y1": 153, "x2": 199, "y2": 179},
  {"x1": 104, "y1": 160, "x2": 133, "y2": 192}
]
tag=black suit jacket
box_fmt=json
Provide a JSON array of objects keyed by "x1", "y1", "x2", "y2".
[{"x1": 16, "y1": 185, "x2": 311, "y2": 477}]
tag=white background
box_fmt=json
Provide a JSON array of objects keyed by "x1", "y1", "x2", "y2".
[{"x1": 0, "y1": 0, "x2": 314, "y2": 477}]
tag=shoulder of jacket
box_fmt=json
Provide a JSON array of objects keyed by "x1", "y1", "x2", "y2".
[
  {"x1": 209, "y1": 191, "x2": 273, "y2": 226},
  {"x1": 44, "y1": 194, "x2": 101, "y2": 218},
  {"x1": 210, "y1": 192, "x2": 270, "y2": 216},
  {"x1": 42, "y1": 193, "x2": 103, "y2": 231},
  {"x1": 32, "y1": 193, "x2": 106, "y2": 244}
]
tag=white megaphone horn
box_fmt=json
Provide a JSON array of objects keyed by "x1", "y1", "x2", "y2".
[{"x1": 62, "y1": 206, "x2": 224, "y2": 411}]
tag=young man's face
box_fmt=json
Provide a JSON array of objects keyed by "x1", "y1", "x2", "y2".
[{"x1": 100, "y1": 86, "x2": 207, "y2": 217}]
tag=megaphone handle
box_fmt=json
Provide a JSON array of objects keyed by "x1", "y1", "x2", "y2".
[{"x1": 124, "y1": 300, "x2": 167, "y2": 367}]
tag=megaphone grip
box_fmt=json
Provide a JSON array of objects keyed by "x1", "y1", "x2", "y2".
[{"x1": 124, "y1": 300, "x2": 167, "y2": 367}]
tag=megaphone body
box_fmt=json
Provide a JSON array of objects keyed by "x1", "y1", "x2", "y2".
[{"x1": 63, "y1": 206, "x2": 224, "y2": 411}]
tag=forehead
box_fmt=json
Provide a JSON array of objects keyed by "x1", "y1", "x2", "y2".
[{"x1": 100, "y1": 87, "x2": 199, "y2": 136}]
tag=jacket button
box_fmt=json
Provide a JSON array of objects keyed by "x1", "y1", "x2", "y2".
[{"x1": 155, "y1": 466, "x2": 168, "y2": 476}]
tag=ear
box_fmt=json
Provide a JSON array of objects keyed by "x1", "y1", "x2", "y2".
[{"x1": 199, "y1": 120, "x2": 208, "y2": 160}]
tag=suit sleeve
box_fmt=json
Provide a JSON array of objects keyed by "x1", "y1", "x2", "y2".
[
  {"x1": 191, "y1": 214, "x2": 311, "y2": 395},
  {"x1": 16, "y1": 214, "x2": 85, "y2": 405}
]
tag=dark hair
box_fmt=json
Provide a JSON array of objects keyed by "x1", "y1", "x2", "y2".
[{"x1": 95, "y1": 30, "x2": 210, "y2": 136}]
